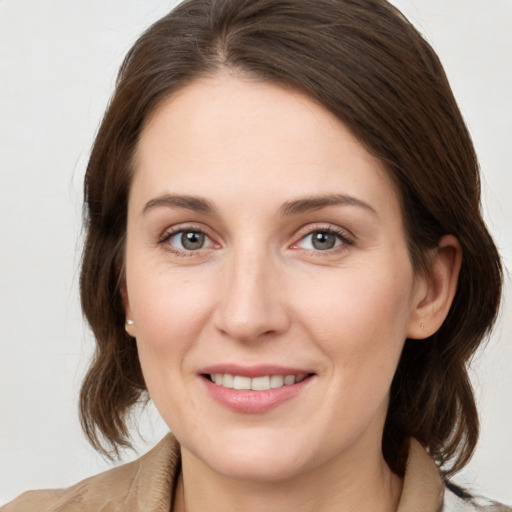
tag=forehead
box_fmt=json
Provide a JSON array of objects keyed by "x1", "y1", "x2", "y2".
[{"x1": 131, "y1": 73, "x2": 400, "y2": 217}]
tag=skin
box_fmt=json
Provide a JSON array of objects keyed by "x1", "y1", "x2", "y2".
[{"x1": 123, "y1": 72, "x2": 461, "y2": 512}]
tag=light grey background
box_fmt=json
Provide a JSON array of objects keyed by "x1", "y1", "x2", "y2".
[{"x1": 1, "y1": 0, "x2": 511, "y2": 505}]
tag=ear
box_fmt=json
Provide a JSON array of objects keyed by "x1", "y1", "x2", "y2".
[
  {"x1": 120, "y1": 277, "x2": 136, "y2": 338},
  {"x1": 407, "y1": 235, "x2": 462, "y2": 339}
]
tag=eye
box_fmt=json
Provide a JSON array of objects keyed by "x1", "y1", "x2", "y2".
[
  {"x1": 295, "y1": 229, "x2": 346, "y2": 251},
  {"x1": 164, "y1": 229, "x2": 214, "y2": 251}
]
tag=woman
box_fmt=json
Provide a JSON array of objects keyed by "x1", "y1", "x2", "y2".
[{"x1": 4, "y1": 0, "x2": 510, "y2": 510}]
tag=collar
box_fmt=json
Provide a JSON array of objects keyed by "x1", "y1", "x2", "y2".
[
  {"x1": 397, "y1": 438, "x2": 445, "y2": 512},
  {"x1": 148, "y1": 435, "x2": 444, "y2": 511},
  {"x1": 4, "y1": 434, "x2": 445, "y2": 511}
]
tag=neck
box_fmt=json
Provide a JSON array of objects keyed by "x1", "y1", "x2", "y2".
[{"x1": 173, "y1": 433, "x2": 402, "y2": 512}]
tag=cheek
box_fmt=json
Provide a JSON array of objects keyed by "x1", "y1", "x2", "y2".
[
  {"x1": 126, "y1": 263, "x2": 217, "y2": 360},
  {"x1": 293, "y1": 260, "x2": 414, "y2": 374},
  {"x1": 126, "y1": 266, "x2": 219, "y2": 423}
]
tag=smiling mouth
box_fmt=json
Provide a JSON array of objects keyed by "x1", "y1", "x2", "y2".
[{"x1": 204, "y1": 373, "x2": 313, "y2": 391}]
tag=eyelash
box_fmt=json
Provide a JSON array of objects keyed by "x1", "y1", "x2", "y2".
[
  {"x1": 158, "y1": 224, "x2": 354, "y2": 257},
  {"x1": 158, "y1": 224, "x2": 217, "y2": 257},
  {"x1": 291, "y1": 224, "x2": 354, "y2": 254}
]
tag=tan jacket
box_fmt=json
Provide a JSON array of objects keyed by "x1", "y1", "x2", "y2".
[{"x1": 3, "y1": 435, "x2": 510, "y2": 511}]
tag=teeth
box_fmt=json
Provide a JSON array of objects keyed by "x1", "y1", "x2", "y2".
[
  {"x1": 251, "y1": 376, "x2": 270, "y2": 391},
  {"x1": 210, "y1": 373, "x2": 308, "y2": 390},
  {"x1": 222, "y1": 374, "x2": 234, "y2": 387},
  {"x1": 233, "y1": 376, "x2": 251, "y2": 390},
  {"x1": 270, "y1": 375, "x2": 284, "y2": 388},
  {"x1": 284, "y1": 375, "x2": 295, "y2": 385}
]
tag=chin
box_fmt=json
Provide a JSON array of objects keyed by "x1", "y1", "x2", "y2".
[
  {"x1": 209, "y1": 448, "x2": 310, "y2": 483},
  {"x1": 184, "y1": 426, "x2": 320, "y2": 483}
]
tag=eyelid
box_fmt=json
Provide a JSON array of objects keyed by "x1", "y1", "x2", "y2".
[
  {"x1": 290, "y1": 223, "x2": 354, "y2": 250},
  {"x1": 158, "y1": 223, "x2": 220, "y2": 253},
  {"x1": 156, "y1": 222, "x2": 353, "y2": 255}
]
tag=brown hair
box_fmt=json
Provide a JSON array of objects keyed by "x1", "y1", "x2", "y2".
[{"x1": 79, "y1": 0, "x2": 502, "y2": 475}]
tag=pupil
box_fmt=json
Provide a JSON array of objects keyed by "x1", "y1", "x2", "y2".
[
  {"x1": 181, "y1": 231, "x2": 204, "y2": 250},
  {"x1": 312, "y1": 232, "x2": 335, "y2": 250}
]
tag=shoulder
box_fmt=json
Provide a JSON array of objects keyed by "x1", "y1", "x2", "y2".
[
  {"x1": 443, "y1": 481, "x2": 512, "y2": 512},
  {"x1": 2, "y1": 434, "x2": 180, "y2": 512},
  {"x1": 2, "y1": 463, "x2": 136, "y2": 512},
  {"x1": 401, "y1": 438, "x2": 510, "y2": 512}
]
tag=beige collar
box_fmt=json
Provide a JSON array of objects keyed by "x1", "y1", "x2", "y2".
[
  {"x1": 3, "y1": 435, "x2": 445, "y2": 511},
  {"x1": 397, "y1": 438, "x2": 445, "y2": 512},
  {"x1": 106, "y1": 434, "x2": 445, "y2": 511},
  {"x1": 160, "y1": 435, "x2": 444, "y2": 512}
]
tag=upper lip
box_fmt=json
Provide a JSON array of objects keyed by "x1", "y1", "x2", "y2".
[{"x1": 199, "y1": 364, "x2": 315, "y2": 378}]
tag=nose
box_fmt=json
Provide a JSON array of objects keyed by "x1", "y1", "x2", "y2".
[{"x1": 213, "y1": 246, "x2": 291, "y2": 342}]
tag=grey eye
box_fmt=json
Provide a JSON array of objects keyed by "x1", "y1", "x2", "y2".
[
  {"x1": 298, "y1": 231, "x2": 343, "y2": 251},
  {"x1": 312, "y1": 232, "x2": 337, "y2": 250},
  {"x1": 167, "y1": 230, "x2": 213, "y2": 251},
  {"x1": 181, "y1": 231, "x2": 205, "y2": 250}
]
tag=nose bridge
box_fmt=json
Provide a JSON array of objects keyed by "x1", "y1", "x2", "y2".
[{"x1": 214, "y1": 240, "x2": 289, "y2": 341}]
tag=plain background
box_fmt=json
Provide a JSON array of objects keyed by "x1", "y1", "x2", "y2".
[{"x1": 1, "y1": 0, "x2": 511, "y2": 505}]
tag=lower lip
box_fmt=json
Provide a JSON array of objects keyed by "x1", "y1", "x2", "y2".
[{"x1": 202, "y1": 376, "x2": 313, "y2": 413}]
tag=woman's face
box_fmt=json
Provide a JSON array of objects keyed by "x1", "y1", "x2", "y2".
[{"x1": 124, "y1": 74, "x2": 426, "y2": 481}]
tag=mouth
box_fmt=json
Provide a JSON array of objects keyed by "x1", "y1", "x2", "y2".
[
  {"x1": 198, "y1": 364, "x2": 318, "y2": 414},
  {"x1": 204, "y1": 373, "x2": 312, "y2": 390},
  {"x1": 199, "y1": 366, "x2": 316, "y2": 413}
]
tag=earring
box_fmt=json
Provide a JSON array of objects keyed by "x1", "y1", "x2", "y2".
[{"x1": 126, "y1": 319, "x2": 134, "y2": 326}]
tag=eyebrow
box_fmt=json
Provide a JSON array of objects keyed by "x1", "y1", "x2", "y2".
[
  {"x1": 142, "y1": 194, "x2": 217, "y2": 216},
  {"x1": 280, "y1": 194, "x2": 378, "y2": 217},
  {"x1": 141, "y1": 193, "x2": 378, "y2": 218}
]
